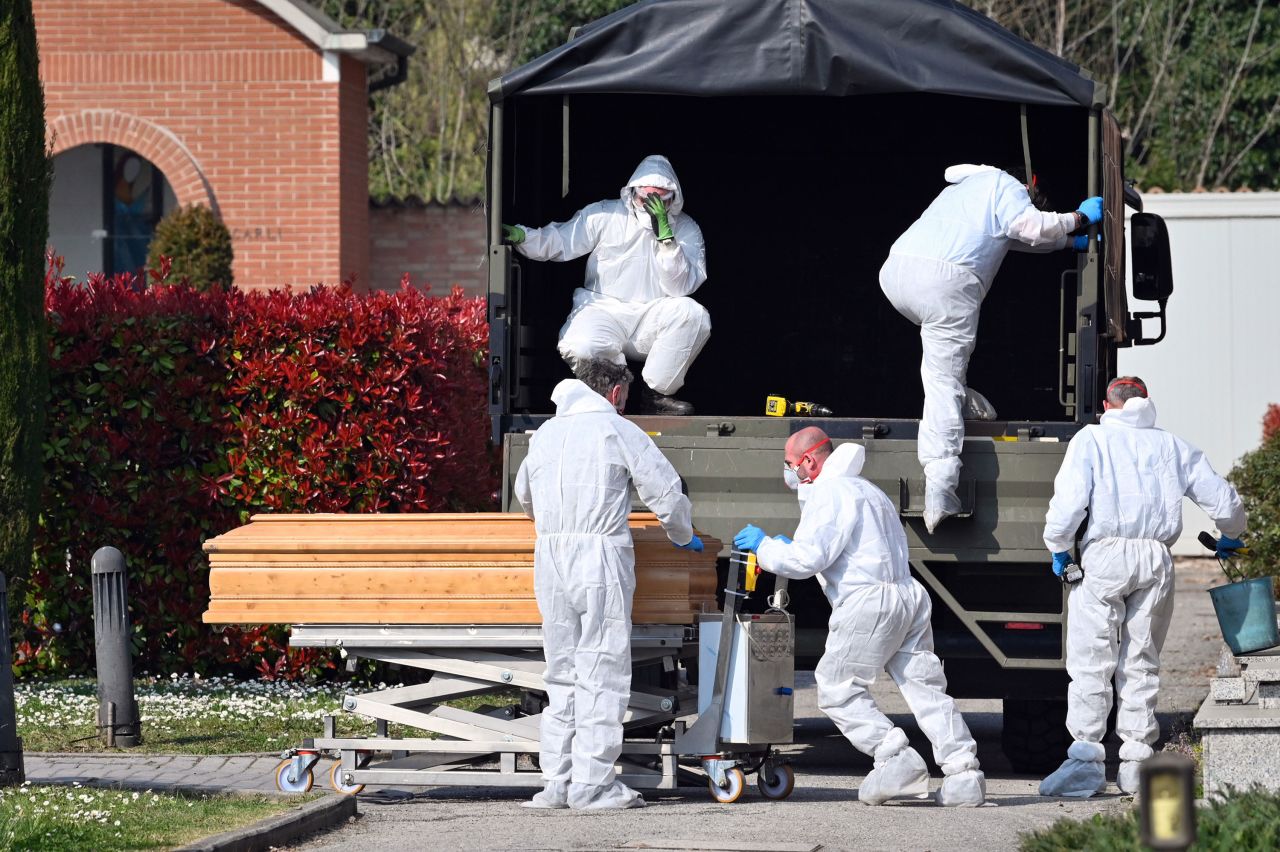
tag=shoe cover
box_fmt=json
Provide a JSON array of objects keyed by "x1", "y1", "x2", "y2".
[
  {"x1": 962, "y1": 388, "x2": 998, "y2": 421},
  {"x1": 923, "y1": 479, "x2": 961, "y2": 534},
  {"x1": 937, "y1": 769, "x2": 986, "y2": 807},
  {"x1": 1117, "y1": 760, "x2": 1142, "y2": 795},
  {"x1": 860, "y1": 747, "x2": 929, "y2": 805},
  {"x1": 521, "y1": 780, "x2": 569, "y2": 809},
  {"x1": 568, "y1": 780, "x2": 646, "y2": 810},
  {"x1": 1039, "y1": 744, "x2": 1106, "y2": 799}
]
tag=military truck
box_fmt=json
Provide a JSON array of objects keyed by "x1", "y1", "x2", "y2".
[{"x1": 484, "y1": 0, "x2": 1174, "y2": 773}]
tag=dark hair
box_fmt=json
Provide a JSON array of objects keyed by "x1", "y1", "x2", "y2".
[
  {"x1": 1106, "y1": 376, "x2": 1149, "y2": 406},
  {"x1": 575, "y1": 358, "x2": 634, "y2": 398}
]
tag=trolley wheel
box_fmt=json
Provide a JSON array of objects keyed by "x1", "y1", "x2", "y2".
[
  {"x1": 329, "y1": 761, "x2": 365, "y2": 796},
  {"x1": 757, "y1": 763, "x2": 795, "y2": 800},
  {"x1": 274, "y1": 759, "x2": 314, "y2": 794},
  {"x1": 707, "y1": 767, "x2": 746, "y2": 803}
]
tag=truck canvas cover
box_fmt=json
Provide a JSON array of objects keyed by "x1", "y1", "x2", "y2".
[{"x1": 494, "y1": 0, "x2": 1097, "y2": 107}]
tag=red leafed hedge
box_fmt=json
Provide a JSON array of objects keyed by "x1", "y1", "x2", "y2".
[
  {"x1": 22, "y1": 258, "x2": 495, "y2": 677},
  {"x1": 1264, "y1": 404, "x2": 1280, "y2": 443}
]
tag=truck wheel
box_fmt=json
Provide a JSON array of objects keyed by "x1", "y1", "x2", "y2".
[{"x1": 1001, "y1": 698, "x2": 1071, "y2": 775}]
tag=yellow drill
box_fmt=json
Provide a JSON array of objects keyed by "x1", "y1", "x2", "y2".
[{"x1": 765, "y1": 395, "x2": 834, "y2": 417}]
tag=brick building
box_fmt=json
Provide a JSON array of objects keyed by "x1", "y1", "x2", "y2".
[{"x1": 35, "y1": 0, "x2": 412, "y2": 292}]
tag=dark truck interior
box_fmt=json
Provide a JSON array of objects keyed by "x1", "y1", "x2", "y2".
[{"x1": 500, "y1": 92, "x2": 1090, "y2": 423}]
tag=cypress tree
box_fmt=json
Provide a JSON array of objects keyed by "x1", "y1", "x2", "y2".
[{"x1": 0, "y1": 0, "x2": 50, "y2": 589}]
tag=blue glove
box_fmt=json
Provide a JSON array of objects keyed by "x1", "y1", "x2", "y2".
[
  {"x1": 1216, "y1": 535, "x2": 1245, "y2": 560},
  {"x1": 1076, "y1": 197, "x2": 1103, "y2": 226},
  {"x1": 734, "y1": 524, "x2": 766, "y2": 553},
  {"x1": 1072, "y1": 234, "x2": 1101, "y2": 252},
  {"x1": 1051, "y1": 551, "x2": 1072, "y2": 577},
  {"x1": 774, "y1": 534, "x2": 793, "y2": 545},
  {"x1": 673, "y1": 533, "x2": 703, "y2": 553}
]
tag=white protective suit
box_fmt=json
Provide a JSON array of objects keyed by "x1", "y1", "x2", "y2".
[
  {"x1": 879, "y1": 165, "x2": 1081, "y2": 531},
  {"x1": 1041, "y1": 396, "x2": 1247, "y2": 797},
  {"x1": 755, "y1": 443, "x2": 984, "y2": 806},
  {"x1": 514, "y1": 155, "x2": 710, "y2": 395},
  {"x1": 513, "y1": 379, "x2": 695, "y2": 809}
]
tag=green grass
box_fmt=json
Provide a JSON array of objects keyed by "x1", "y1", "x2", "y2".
[
  {"x1": 1019, "y1": 787, "x2": 1280, "y2": 851},
  {"x1": 0, "y1": 785, "x2": 317, "y2": 851},
  {"x1": 17, "y1": 676, "x2": 519, "y2": 755}
]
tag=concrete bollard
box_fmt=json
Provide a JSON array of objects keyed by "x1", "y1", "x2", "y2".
[
  {"x1": 92, "y1": 547, "x2": 141, "y2": 747},
  {"x1": 0, "y1": 572, "x2": 25, "y2": 785}
]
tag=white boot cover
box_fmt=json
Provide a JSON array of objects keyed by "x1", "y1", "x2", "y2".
[
  {"x1": 568, "y1": 780, "x2": 646, "y2": 810},
  {"x1": 1039, "y1": 741, "x2": 1107, "y2": 798},
  {"x1": 860, "y1": 729, "x2": 930, "y2": 806},
  {"x1": 937, "y1": 768, "x2": 986, "y2": 807},
  {"x1": 521, "y1": 779, "x2": 569, "y2": 809}
]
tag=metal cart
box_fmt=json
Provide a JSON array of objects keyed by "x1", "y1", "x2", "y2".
[{"x1": 273, "y1": 551, "x2": 796, "y2": 802}]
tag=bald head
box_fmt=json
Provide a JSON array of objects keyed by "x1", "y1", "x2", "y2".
[{"x1": 785, "y1": 427, "x2": 833, "y2": 482}]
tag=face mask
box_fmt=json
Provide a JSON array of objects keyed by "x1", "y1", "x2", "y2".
[{"x1": 783, "y1": 467, "x2": 800, "y2": 491}]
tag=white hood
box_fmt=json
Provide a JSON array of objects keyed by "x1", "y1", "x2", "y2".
[
  {"x1": 1100, "y1": 396, "x2": 1158, "y2": 429},
  {"x1": 622, "y1": 154, "x2": 686, "y2": 216},
  {"x1": 550, "y1": 378, "x2": 617, "y2": 417},
  {"x1": 944, "y1": 163, "x2": 1001, "y2": 184},
  {"x1": 817, "y1": 442, "x2": 867, "y2": 479}
]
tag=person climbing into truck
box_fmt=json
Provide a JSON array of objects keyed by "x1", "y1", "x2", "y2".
[
  {"x1": 1040, "y1": 377, "x2": 1247, "y2": 797},
  {"x1": 513, "y1": 358, "x2": 704, "y2": 810},
  {"x1": 501, "y1": 154, "x2": 709, "y2": 415},
  {"x1": 733, "y1": 426, "x2": 986, "y2": 806},
  {"x1": 878, "y1": 164, "x2": 1103, "y2": 532}
]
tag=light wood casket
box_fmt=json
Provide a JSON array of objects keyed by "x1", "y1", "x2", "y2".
[{"x1": 203, "y1": 513, "x2": 720, "y2": 625}]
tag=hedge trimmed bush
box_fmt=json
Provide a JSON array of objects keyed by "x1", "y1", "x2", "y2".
[
  {"x1": 1229, "y1": 404, "x2": 1280, "y2": 589},
  {"x1": 23, "y1": 259, "x2": 493, "y2": 677},
  {"x1": 146, "y1": 204, "x2": 234, "y2": 291}
]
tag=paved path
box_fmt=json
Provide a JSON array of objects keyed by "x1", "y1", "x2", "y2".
[{"x1": 25, "y1": 753, "x2": 287, "y2": 794}]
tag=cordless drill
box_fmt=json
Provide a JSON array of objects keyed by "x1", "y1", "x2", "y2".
[{"x1": 765, "y1": 395, "x2": 834, "y2": 417}]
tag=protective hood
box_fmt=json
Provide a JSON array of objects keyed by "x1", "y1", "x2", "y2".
[
  {"x1": 550, "y1": 378, "x2": 617, "y2": 417},
  {"x1": 493, "y1": 0, "x2": 1097, "y2": 108},
  {"x1": 622, "y1": 154, "x2": 685, "y2": 216},
  {"x1": 1100, "y1": 396, "x2": 1158, "y2": 429},
  {"x1": 944, "y1": 163, "x2": 1001, "y2": 184},
  {"x1": 817, "y1": 442, "x2": 867, "y2": 479}
]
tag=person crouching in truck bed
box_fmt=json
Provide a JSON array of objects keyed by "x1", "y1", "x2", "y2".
[{"x1": 502, "y1": 154, "x2": 709, "y2": 416}]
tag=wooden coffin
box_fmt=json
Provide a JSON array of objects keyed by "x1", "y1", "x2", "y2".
[{"x1": 202, "y1": 513, "x2": 720, "y2": 625}]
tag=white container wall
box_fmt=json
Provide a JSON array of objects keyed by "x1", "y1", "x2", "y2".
[{"x1": 1121, "y1": 193, "x2": 1280, "y2": 554}]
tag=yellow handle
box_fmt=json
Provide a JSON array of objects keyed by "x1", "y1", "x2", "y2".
[{"x1": 745, "y1": 552, "x2": 760, "y2": 592}]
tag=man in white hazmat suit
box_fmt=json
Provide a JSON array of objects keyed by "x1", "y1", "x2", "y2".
[
  {"x1": 514, "y1": 358, "x2": 705, "y2": 809},
  {"x1": 1040, "y1": 377, "x2": 1247, "y2": 797},
  {"x1": 502, "y1": 154, "x2": 709, "y2": 416},
  {"x1": 879, "y1": 165, "x2": 1103, "y2": 532},
  {"x1": 733, "y1": 426, "x2": 985, "y2": 806}
]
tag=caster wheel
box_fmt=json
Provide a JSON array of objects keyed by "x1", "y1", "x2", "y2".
[
  {"x1": 274, "y1": 758, "x2": 314, "y2": 793},
  {"x1": 757, "y1": 763, "x2": 795, "y2": 800},
  {"x1": 329, "y1": 762, "x2": 365, "y2": 796},
  {"x1": 707, "y1": 767, "x2": 746, "y2": 803}
]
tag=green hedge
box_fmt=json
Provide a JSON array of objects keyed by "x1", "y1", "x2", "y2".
[{"x1": 1229, "y1": 404, "x2": 1280, "y2": 588}]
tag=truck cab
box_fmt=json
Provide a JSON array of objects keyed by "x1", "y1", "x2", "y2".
[{"x1": 485, "y1": 0, "x2": 1173, "y2": 772}]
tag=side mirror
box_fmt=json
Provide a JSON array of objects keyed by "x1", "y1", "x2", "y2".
[
  {"x1": 1130, "y1": 212, "x2": 1173, "y2": 302},
  {"x1": 1125, "y1": 212, "x2": 1173, "y2": 346}
]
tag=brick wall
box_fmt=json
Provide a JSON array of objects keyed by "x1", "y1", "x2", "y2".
[
  {"x1": 368, "y1": 201, "x2": 488, "y2": 297},
  {"x1": 35, "y1": 0, "x2": 370, "y2": 291}
]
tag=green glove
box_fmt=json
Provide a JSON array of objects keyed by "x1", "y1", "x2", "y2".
[
  {"x1": 643, "y1": 194, "x2": 675, "y2": 243},
  {"x1": 501, "y1": 224, "x2": 525, "y2": 245}
]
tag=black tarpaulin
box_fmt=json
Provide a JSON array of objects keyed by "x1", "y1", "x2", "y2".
[{"x1": 494, "y1": 0, "x2": 1096, "y2": 108}]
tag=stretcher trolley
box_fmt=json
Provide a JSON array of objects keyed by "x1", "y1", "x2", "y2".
[{"x1": 272, "y1": 550, "x2": 797, "y2": 802}]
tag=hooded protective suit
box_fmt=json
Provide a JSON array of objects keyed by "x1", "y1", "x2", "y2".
[
  {"x1": 879, "y1": 165, "x2": 1081, "y2": 531},
  {"x1": 1041, "y1": 397, "x2": 1246, "y2": 797},
  {"x1": 514, "y1": 155, "x2": 710, "y2": 395},
  {"x1": 755, "y1": 443, "x2": 984, "y2": 806},
  {"x1": 514, "y1": 379, "x2": 695, "y2": 809}
]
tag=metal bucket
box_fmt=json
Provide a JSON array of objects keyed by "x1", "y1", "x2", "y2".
[{"x1": 1208, "y1": 576, "x2": 1280, "y2": 655}]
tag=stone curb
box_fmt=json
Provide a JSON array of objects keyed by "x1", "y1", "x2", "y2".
[{"x1": 174, "y1": 794, "x2": 357, "y2": 852}]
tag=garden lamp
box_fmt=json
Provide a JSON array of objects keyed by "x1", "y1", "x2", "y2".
[{"x1": 1138, "y1": 752, "x2": 1196, "y2": 851}]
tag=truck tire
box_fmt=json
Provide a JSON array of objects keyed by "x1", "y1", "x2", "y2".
[{"x1": 1001, "y1": 698, "x2": 1071, "y2": 775}]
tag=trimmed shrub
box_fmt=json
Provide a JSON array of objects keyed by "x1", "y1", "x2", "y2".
[
  {"x1": 1229, "y1": 407, "x2": 1280, "y2": 588},
  {"x1": 23, "y1": 261, "x2": 494, "y2": 677},
  {"x1": 146, "y1": 204, "x2": 234, "y2": 291}
]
